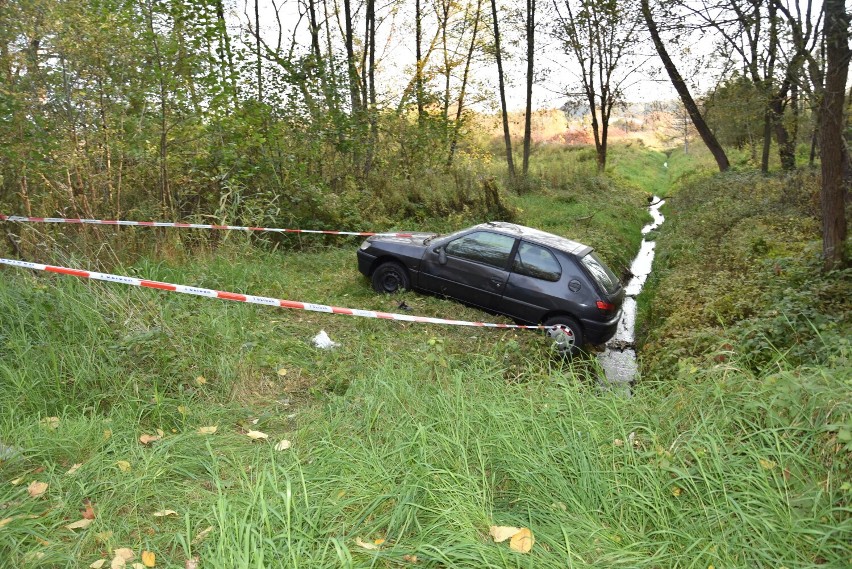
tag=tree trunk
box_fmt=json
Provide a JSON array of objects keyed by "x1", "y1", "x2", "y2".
[
  {"x1": 761, "y1": 0, "x2": 778, "y2": 173},
  {"x1": 640, "y1": 0, "x2": 729, "y2": 172},
  {"x1": 447, "y1": 0, "x2": 483, "y2": 166},
  {"x1": 440, "y1": 0, "x2": 452, "y2": 121},
  {"x1": 214, "y1": 0, "x2": 238, "y2": 107},
  {"x1": 416, "y1": 0, "x2": 424, "y2": 121},
  {"x1": 522, "y1": 0, "x2": 535, "y2": 176},
  {"x1": 491, "y1": 0, "x2": 515, "y2": 178},
  {"x1": 761, "y1": 110, "x2": 772, "y2": 172},
  {"x1": 255, "y1": 0, "x2": 263, "y2": 102},
  {"x1": 342, "y1": 0, "x2": 361, "y2": 114},
  {"x1": 819, "y1": 0, "x2": 849, "y2": 270},
  {"x1": 307, "y1": 0, "x2": 321, "y2": 61},
  {"x1": 145, "y1": 0, "x2": 170, "y2": 210},
  {"x1": 770, "y1": 93, "x2": 795, "y2": 170},
  {"x1": 364, "y1": 0, "x2": 378, "y2": 175}
]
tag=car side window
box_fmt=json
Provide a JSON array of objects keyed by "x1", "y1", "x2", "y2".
[
  {"x1": 445, "y1": 231, "x2": 515, "y2": 269},
  {"x1": 512, "y1": 242, "x2": 562, "y2": 282}
]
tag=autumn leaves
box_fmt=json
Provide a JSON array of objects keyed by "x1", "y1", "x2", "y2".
[{"x1": 489, "y1": 525, "x2": 535, "y2": 553}]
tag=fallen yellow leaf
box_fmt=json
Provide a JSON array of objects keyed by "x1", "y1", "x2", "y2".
[
  {"x1": 132, "y1": 563, "x2": 147, "y2": 569},
  {"x1": 277, "y1": 368, "x2": 288, "y2": 376},
  {"x1": 197, "y1": 426, "x2": 217, "y2": 435},
  {"x1": 66, "y1": 518, "x2": 94, "y2": 530},
  {"x1": 671, "y1": 486, "x2": 683, "y2": 497},
  {"x1": 41, "y1": 416, "x2": 60, "y2": 429},
  {"x1": 246, "y1": 430, "x2": 268, "y2": 440},
  {"x1": 192, "y1": 526, "x2": 213, "y2": 545},
  {"x1": 10, "y1": 476, "x2": 24, "y2": 485},
  {"x1": 115, "y1": 461, "x2": 132, "y2": 472},
  {"x1": 759, "y1": 458, "x2": 777, "y2": 470},
  {"x1": 114, "y1": 548, "x2": 135, "y2": 560},
  {"x1": 0, "y1": 517, "x2": 13, "y2": 528},
  {"x1": 27, "y1": 481, "x2": 48, "y2": 498},
  {"x1": 355, "y1": 537, "x2": 381, "y2": 550},
  {"x1": 489, "y1": 525, "x2": 521, "y2": 543},
  {"x1": 195, "y1": 376, "x2": 206, "y2": 385},
  {"x1": 90, "y1": 559, "x2": 107, "y2": 568},
  {"x1": 103, "y1": 429, "x2": 112, "y2": 441},
  {"x1": 139, "y1": 433, "x2": 161, "y2": 445},
  {"x1": 141, "y1": 551, "x2": 156, "y2": 567},
  {"x1": 402, "y1": 554, "x2": 418, "y2": 563},
  {"x1": 509, "y1": 527, "x2": 534, "y2": 553},
  {"x1": 152, "y1": 510, "x2": 178, "y2": 517},
  {"x1": 274, "y1": 439, "x2": 291, "y2": 451},
  {"x1": 111, "y1": 546, "x2": 135, "y2": 569},
  {"x1": 66, "y1": 463, "x2": 83, "y2": 475},
  {"x1": 373, "y1": 538, "x2": 386, "y2": 545}
]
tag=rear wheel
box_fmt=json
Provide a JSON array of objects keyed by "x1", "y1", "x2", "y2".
[
  {"x1": 543, "y1": 316, "x2": 584, "y2": 357},
  {"x1": 371, "y1": 261, "x2": 410, "y2": 293}
]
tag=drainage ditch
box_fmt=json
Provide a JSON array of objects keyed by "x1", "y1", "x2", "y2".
[{"x1": 597, "y1": 196, "x2": 666, "y2": 386}]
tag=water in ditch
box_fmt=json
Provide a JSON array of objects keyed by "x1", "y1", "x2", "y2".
[{"x1": 597, "y1": 196, "x2": 666, "y2": 387}]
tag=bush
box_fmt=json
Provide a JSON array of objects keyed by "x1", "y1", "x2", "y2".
[{"x1": 639, "y1": 169, "x2": 851, "y2": 377}]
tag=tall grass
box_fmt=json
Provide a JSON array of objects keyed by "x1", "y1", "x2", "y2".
[
  {"x1": 1, "y1": 144, "x2": 847, "y2": 567},
  {"x1": 2, "y1": 300, "x2": 848, "y2": 567}
]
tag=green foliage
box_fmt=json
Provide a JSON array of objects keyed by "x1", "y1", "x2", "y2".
[
  {"x1": 639, "y1": 168, "x2": 851, "y2": 377},
  {"x1": 0, "y1": 0, "x2": 514, "y2": 237},
  {"x1": 704, "y1": 74, "x2": 766, "y2": 150}
]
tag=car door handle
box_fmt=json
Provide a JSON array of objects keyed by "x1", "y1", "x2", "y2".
[{"x1": 489, "y1": 277, "x2": 503, "y2": 287}]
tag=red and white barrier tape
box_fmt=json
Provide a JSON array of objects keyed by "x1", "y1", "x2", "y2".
[
  {"x1": 0, "y1": 214, "x2": 415, "y2": 238},
  {"x1": 0, "y1": 258, "x2": 547, "y2": 330}
]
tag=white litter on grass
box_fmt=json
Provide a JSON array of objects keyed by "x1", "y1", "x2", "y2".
[
  {"x1": 0, "y1": 442, "x2": 19, "y2": 460},
  {"x1": 312, "y1": 330, "x2": 339, "y2": 349}
]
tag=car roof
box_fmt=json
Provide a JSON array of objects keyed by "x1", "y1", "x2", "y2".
[{"x1": 474, "y1": 222, "x2": 593, "y2": 256}]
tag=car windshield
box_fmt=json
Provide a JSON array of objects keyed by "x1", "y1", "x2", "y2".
[
  {"x1": 426, "y1": 227, "x2": 468, "y2": 245},
  {"x1": 580, "y1": 252, "x2": 620, "y2": 294}
]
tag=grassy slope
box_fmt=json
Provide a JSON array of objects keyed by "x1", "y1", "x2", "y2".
[{"x1": 1, "y1": 144, "x2": 849, "y2": 568}]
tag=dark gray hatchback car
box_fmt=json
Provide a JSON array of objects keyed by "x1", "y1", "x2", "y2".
[{"x1": 357, "y1": 222, "x2": 624, "y2": 355}]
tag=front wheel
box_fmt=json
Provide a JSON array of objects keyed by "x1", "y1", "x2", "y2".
[
  {"x1": 371, "y1": 261, "x2": 410, "y2": 293},
  {"x1": 543, "y1": 316, "x2": 584, "y2": 358}
]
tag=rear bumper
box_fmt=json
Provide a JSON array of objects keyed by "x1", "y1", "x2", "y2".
[{"x1": 581, "y1": 310, "x2": 622, "y2": 345}]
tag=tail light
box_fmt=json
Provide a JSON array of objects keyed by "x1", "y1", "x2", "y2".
[{"x1": 596, "y1": 300, "x2": 615, "y2": 315}]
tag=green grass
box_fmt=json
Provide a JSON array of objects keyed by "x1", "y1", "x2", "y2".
[{"x1": 1, "y1": 143, "x2": 849, "y2": 567}]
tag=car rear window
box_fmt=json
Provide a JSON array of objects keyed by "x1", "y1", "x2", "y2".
[{"x1": 580, "y1": 252, "x2": 620, "y2": 294}]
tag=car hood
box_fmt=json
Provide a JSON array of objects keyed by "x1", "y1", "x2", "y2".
[{"x1": 366, "y1": 232, "x2": 438, "y2": 246}]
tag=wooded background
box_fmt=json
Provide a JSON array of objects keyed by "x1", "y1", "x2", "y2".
[{"x1": 0, "y1": 0, "x2": 847, "y2": 266}]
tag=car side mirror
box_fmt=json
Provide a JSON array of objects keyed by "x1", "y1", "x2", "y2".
[{"x1": 433, "y1": 246, "x2": 447, "y2": 265}]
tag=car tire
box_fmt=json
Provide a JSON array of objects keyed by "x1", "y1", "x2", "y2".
[
  {"x1": 543, "y1": 316, "x2": 584, "y2": 357},
  {"x1": 371, "y1": 261, "x2": 410, "y2": 294}
]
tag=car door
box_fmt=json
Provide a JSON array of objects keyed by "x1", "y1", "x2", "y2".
[
  {"x1": 500, "y1": 241, "x2": 566, "y2": 322},
  {"x1": 420, "y1": 230, "x2": 517, "y2": 310}
]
